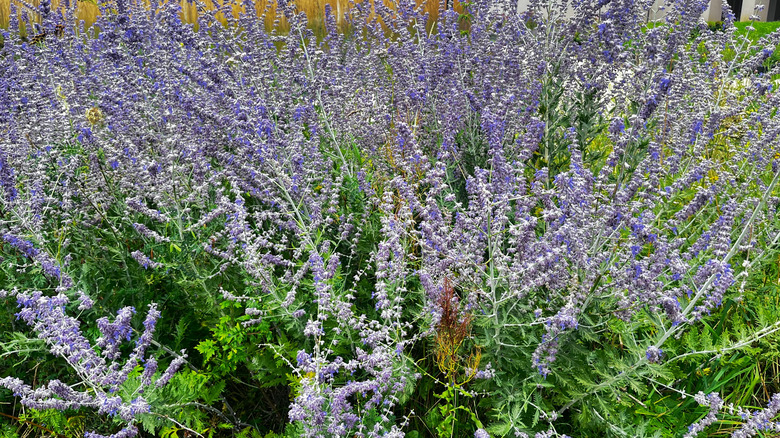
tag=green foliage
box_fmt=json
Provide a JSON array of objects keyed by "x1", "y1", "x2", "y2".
[
  {"x1": 431, "y1": 385, "x2": 483, "y2": 438},
  {"x1": 0, "y1": 422, "x2": 19, "y2": 438},
  {"x1": 135, "y1": 369, "x2": 230, "y2": 437},
  {"x1": 457, "y1": 1, "x2": 474, "y2": 36},
  {"x1": 0, "y1": 409, "x2": 88, "y2": 438},
  {"x1": 733, "y1": 21, "x2": 780, "y2": 41}
]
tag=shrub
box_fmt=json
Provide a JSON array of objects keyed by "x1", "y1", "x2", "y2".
[{"x1": 1, "y1": 0, "x2": 780, "y2": 437}]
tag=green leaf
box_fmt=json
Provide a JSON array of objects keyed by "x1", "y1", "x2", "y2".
[{"x1": 196, "y1": 340, "x2": 217, "y2": 362}]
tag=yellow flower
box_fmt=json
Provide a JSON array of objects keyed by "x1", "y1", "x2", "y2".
[
  {"x1": 86, "y1": 107, "x2": 104, "y2": 126},
  {"x1": 55, "y1": 85, "x2": 67, "y2": 100}
]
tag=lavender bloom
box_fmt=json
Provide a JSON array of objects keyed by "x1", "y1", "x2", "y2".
[
  {"x1": 134, "y1": 303, "x2": 160, "y2": 359},
  {"x1": 0, "y1": 288, "x2": 178, "y2": 435},
  {"x1": 2, "y1": 233, "x2": 72, "y2": 286},
  {"x1": 156, "y1": 351, "x2": 187, "y2": 387},
  {"x1": 645, "y1": 346, "x2": 663, "y2": 364},
  {"x1": 475, "y1": 429, "x2": 491, "y2": 438},
  {"x1": 731, "y1": 393, "x2": 780, "y2": 438},
  {"x1": 0, "y1": 151, "x2": 18, "y2": 202},
  {"x1": 37, "y1": 0, "x2": 50, "y2": 18},
  {"x1": 84, "y1": 425, "x2": 138, "y2": 438},
  {"x1": 3, "y1": 234, "x2": 40, "y2": 259},
  {"x1": 533, "y1": 304, "x2": 579, "y2": 377},
  {"x1": 140, "y1": 357, "x2": 158, "y2": 387},
  {"x1": 76, "y1": 290, "x2": 95, "y2": 311},
  {"x1": 130, "y1": 250, "x2": 163, "y2": 270},
  {"x1": 303, "y1": 319, "x2": 324, "y2": 337},
  {"x1": 96, "y1": 306, "x2": 136, "y2": 360},
  {"x1": 126, "y1": 198, "x2": 169, "y2": 223},
  {"x1": 685, "y1": 392, "x2": 724, "y2": 438},
  {"x1": 475, "y1": 362, "x2": 495, "y2": 380},
  {"x1": 132, "y1": 223, "x2": 170, "y2": 243}
]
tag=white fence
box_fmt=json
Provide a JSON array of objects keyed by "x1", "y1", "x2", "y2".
[{"x1": 512, "y1": 0, "x2": 771, "y2": 22}]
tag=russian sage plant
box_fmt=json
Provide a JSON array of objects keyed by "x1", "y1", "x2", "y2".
[{"x1": 1, "y1": 0, "x2": 780, "y2": 436}]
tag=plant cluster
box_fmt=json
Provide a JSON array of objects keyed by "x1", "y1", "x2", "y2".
[{"x1": 2, "y1": 0, "x2": 780, "y2": 436}]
